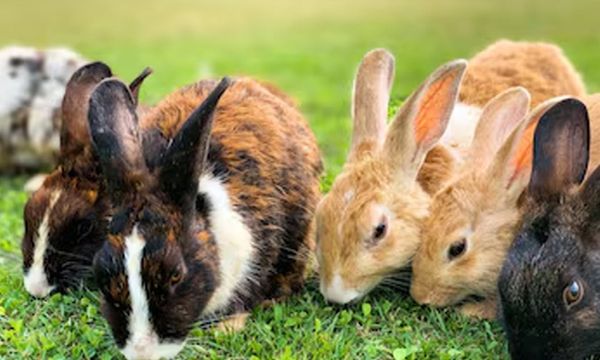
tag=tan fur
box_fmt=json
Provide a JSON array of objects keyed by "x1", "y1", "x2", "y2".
[
  {"x1": 411, "y1": 95, "x2": 600, "y2": 319},
  {"x1": 316, "y1": 50, "x2": 466, "y2": 302},
  {"x1": 460, "y1": 40, "x2": 586, "y2": 107}
]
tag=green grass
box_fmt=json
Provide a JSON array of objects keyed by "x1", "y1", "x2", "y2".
[{"x1": 1, "y1": 0, "x2": 600, "y2": 358}]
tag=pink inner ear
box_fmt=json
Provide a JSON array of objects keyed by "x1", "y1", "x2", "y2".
[
  {"x1": 508, "y1": 116, "x2": 539, "y2": 186},
  {"x1": 414, "y1": 76, "x2": 454, "y2": 146}
]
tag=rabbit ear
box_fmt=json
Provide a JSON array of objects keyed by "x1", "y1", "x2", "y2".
[
  {"x1": 61, "y1": 62, "x2": 112, "y2": 158},
  {"x1": 88, "y1": 78, "x2": 148, "y2": 200},
  {"x1": 469, "y1": 87, "x2": 530, "y2": 167},
  {"x1": 129, "y1": 67, "x2": 153, "y2": 105},
  {"x1": 528, "y1": 98, "x2": 589, "y2": 199},
  {"x1": 349, "y1": 49, "x2": 395, "y2": 160},
  {"x1": 381, "y1": 59, "x2": 466, "y2": 179},
  {"x1": 483, "y1": 96, "x2": 568, "y2": 198},
  {"x1": 159, "y1": 77, "x2": 231, "y2": 211}
]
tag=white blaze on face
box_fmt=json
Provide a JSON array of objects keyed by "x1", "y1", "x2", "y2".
[
  {"x1": 24, "y1": 190, "x2": 61, "y2": 298},
  {"x1": 121, "y1": 226, "x2": 184, "y2": 360},
  {"x1": 199, "y1": 174, "x2": 254, "y2": 314}
]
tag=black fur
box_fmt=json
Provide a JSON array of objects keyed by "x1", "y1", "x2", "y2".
[{"x1": 498, "y1": 99, "x2": 600, "y2": 359}]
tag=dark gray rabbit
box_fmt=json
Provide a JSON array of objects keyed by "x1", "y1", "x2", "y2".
[{"x1": 498, "y1": 97, "x2": 600, "y2": 359}]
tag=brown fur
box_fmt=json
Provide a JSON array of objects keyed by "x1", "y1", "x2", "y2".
[
  {"x1": 460, "y1": 40, "x2": 586, "y2": 107},
  {"x1": 316, "y1": 49, "x2": 466, "y2": 303},
  {"x1": 411, "y1": 95, "x2": 600, "y2": 319}
]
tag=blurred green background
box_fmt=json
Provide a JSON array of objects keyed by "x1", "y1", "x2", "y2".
[{"x1": 1, "y1": 0, "x2": 598, "y2": 358}]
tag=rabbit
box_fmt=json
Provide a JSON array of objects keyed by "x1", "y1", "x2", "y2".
[
  {"x1": 442, "y1": 39, "x2": 586, "y2": 161},
  {"x1": 21, "y1": 62, "x2": 152, "y2": 298},
  {"x1": 411, "y1": 92, "x2": 600, "y2": 320},
  {"x1": 89, "y1": 75, "x2": 322, "y2": 359},
  {"x1": 498, "y1": 97, "x2": 600, "y2": 359},
  {"x1": 315, "y1": 48, "x2": 467, "y2": 304},
  {"x1": 0, "y1": 46, "x2": 87, "y2": 173}
]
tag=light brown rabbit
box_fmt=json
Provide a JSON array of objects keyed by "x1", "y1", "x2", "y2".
[
  {"x1": 410, "y1": 93, "x2": 600, "y2": 319},
  {"x1": 441, "y1": 40, "x2": 586, "y2": 158},
  {"x1": 316, "y1": 48, "x2": 467, "y2": 304}
]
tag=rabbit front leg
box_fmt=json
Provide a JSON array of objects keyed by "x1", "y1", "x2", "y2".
[{"x1": 459, "y1": 297, "x2": 498, "y2": 320}]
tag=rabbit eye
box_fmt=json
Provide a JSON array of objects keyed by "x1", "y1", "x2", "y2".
[
  {"x1": 170, "y1": 270, "x2": 183, "y2": 286},
  {"x1": 373, "y1": 223, "x2": 387, "y2": 240},
  {"x1": 448, "y1": 238, "x2": 467, "y2": 260},
  {"x1": 563, "y1": 280, "x2": 584, "y2": 308}
]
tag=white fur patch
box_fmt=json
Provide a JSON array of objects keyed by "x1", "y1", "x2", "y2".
[
  {"x1": 121, "y1": 227, "x2": 185, "y2": 360},
  {"x1": 442, "y1": 102, "x2": 482, "y2": 156},
  {"x1": 23, "y1": 190, "x2": 61, "y2": 297},
  {"x1": 199, "y1": 174, "x2": 255, "y2": 314},
  {"x1": 320, "y1": 273, "x2": 360, "y2": 304}
]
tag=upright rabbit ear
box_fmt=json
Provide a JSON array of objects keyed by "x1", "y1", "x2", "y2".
[
  {"x1": 483, "y1": 97, "x2": 566, "y2": 201},
  {"x1": 382, "y1": 59, "x2": 467, "y2": 179},
  {"x1": 61, "y1": 62, "x2": 112, "y2": 159},
  {"x1": 469, "y1": 87, "x2": 530, "y2": 167},
  {"x1": 159, "y1": 77, "x2": 231, "y2": 211},
  {"x1": 88, "y1": 79, "x2": 148, "y2": 201},
  {"x1": 128, "y1": 67, "x2": 153, "y2": 105},
  {"x1": 528, "y1": 98, "x2": 589, "y2": 199},
  {"x1": 349, "y1": 49, "x2": 395, "y2": 160}
]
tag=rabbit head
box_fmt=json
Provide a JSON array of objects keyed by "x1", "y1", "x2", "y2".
[
  {"x1": 410, "y1": 90, "x2": 569, "y2": 317},
  {"x1": 498, "y1": 98, "x2": 600, "y2": 359},
  {"x1": 21, "y1": 62, "x2": 152, "y2": 297},
  {"x1": 316, "y1": 48, "x2": 467, "y2": 304},
  {"x1": 91, "y1": 77, "x2": 230, "y2": 359}
]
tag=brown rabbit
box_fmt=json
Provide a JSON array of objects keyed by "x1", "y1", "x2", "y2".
[
  {"x1": 21, "y1": 63, "x2": 152, "y2": 297},
  {"x1": 316, "y1": 48, "x2": 467, "y2": 304},
  {"x1": 441, "y1": 40, "x2": 586, "y2": 164},
  {"x1": 411, "y1": 93, "x2": 600, "y2": 319}
]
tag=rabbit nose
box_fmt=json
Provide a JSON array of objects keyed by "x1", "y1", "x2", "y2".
[
  {"x1": 321, "y1": 273, "x2": 360, "y2": 304},
  {"x1": 128, "y1": 334, "x2": 159, "y2": 360},
  {"x1": 410, "y1": 285, "x2": 432, "y2": 305}
]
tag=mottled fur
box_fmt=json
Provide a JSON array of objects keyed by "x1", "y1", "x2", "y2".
[
  {"x1": 21, "y1": 63, "x2": 153, "y2": 296},
  {"x1": 92, "y1": 76, "x2": 322, "y2": 356}
]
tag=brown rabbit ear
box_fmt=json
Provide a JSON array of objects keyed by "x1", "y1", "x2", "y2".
[
  {"x1": 128, "y1": 67, "x2": 153, "y2": 105},
  {"x1": 61, "y1": 62, "x2": 112, "y2": 158},
  {"x1": 469, "y1": 87, "x2": 530, "y2": 167},
  {"x1": 527, "y1": 98, "x2": 589, "y2": 199},
  {"x1": 485, "y1": 97, "x2": 574, "y2": 198},
  {"x1": 159, "y1": 77, "x2": 231, "y2": 212},
  {"x1": 382, "y1": 59, "x2": 467, "y2": 179},
  {"x1": 88, "y1": 78, "x2": 148, "y2": 201},
  {"x1": 349, "y1": 49, "x2": 395, "y2": 160}
]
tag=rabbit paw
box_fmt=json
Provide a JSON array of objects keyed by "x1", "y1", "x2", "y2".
[
  {"x1": 459, "y1": 299, "x2": 497, "y2": 320},
  {"x1": 216, "y1": 312, "x2": 249, "y2": 333}
]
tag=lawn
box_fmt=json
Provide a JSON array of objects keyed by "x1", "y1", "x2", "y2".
[{"x1": 1, "y1": 0, "x2": 599, "y2": 358}]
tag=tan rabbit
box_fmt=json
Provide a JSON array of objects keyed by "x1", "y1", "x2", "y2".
[
  {"x1": 442, "y1": 40, "x2": 585, "y2": 158},
  {"x1": 410, "y1": 93, "x2": 600, "y2": 319},
  {"x1": 315, "y1": 48, "x2": 467, "y2": 304}
]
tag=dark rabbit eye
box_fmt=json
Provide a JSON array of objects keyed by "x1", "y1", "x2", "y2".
[
  {"x1": 371, "y1": 215, "x2": 389, "y2": 242},
  {"x1": 563, "y1": 280, "x2": 584, "y2": 308},
  {"x1": 373, "y1": 223, "x2": 387, "y2": 240},
  {"x1": 448, "y1": 238, "x2": 467, "y2": 260}
]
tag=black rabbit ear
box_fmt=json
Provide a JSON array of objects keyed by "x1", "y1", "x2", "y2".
[
  {"x1": 61, "y1": 62, "x2": 112, "y2": 159},
  {"x1": 159, "y1": 77, "x2": 231, "y2": 211},
  {"x1": 528, "y1": 98, "x2": 589, "y2": 200},
  {"x1": 129, "y1": 67, "x2": 153, "y2": 105},
  {"x1": 88, "y1": 78, "x2": 149, "y2": 201}
]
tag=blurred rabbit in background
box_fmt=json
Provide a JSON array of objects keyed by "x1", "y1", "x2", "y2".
[{"x1": 0, "y1": 45, "x2": 86, "y2": 184}]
